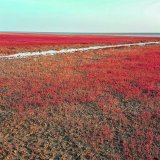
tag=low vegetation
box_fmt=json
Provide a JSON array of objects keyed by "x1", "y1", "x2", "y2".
[{"x1": 0, "y1": 34, "x2": 160, "y2": 159}]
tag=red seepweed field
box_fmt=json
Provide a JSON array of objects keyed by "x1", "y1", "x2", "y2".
[
  {"x1": 0, "y1": 33, "x2": 160, "y2": 159},
  {"x1": 1, "y1": 33, "x2": 160, "y2": 55}
]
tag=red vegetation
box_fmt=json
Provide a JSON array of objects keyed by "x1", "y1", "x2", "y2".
[
  {"x1": 0, "y1": 33, "x2": 160, "y2": 55},
  {"x1": 0, "y1": 38, "x2": 160, "y2": 159}
]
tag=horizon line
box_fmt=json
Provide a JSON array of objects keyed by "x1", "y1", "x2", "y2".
[{"x1": 0, "y1": 31, "x2": 160, "y2": 34}]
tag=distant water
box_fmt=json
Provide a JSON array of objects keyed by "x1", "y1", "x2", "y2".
[
  {"x1": 1, "y1": 32, "x2": 160, "y2": 37},
  {"x1": 29, "y1": 32, "x2": 160, "y2": 36},
  {"x1": 33, "y1": 32, "x2": 160, "y2": 37},
  {"x1": 112, "y1": 33, "x2": 160, "y2": 37}
]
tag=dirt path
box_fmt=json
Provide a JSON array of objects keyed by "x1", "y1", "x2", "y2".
[{"x1": 0, "y1": 41, "x2": 160, "y2": 59}]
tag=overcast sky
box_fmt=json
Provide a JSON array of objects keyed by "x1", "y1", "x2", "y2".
[{"x1": 0, "y1": 0, "x2": 160, "y2": 32}]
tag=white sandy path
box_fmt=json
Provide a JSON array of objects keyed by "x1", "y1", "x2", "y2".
[{"x1": 0, "y1": 41, "x2": 160, "y2": 59}]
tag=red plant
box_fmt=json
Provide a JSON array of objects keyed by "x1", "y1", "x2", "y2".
[{"x1": 0, "y1": 37, "x2": 160, "y2": 159}]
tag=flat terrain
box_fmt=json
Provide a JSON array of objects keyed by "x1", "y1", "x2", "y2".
[
  {"x1": 1, "y1": 33, "x2": 160, "y2": 55},
  {"x1": 0, "y1": 34, "x2": 160, "y2": 159}
]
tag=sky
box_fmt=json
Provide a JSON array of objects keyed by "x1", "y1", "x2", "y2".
[{"x1": 0, "y1": 0, "x2": 160, "y2": 33}]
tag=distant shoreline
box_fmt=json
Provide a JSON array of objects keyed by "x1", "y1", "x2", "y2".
[{"x1": 0, "y1": 32, "x2": 160, "y2": 37}]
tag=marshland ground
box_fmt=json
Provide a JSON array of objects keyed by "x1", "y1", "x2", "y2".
[{"x1": 0, "y1": 33, "x2": 160, "y2": 160}]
